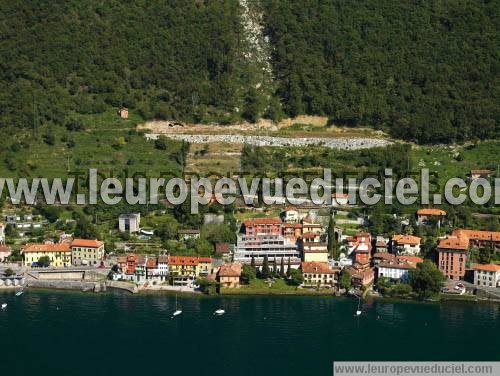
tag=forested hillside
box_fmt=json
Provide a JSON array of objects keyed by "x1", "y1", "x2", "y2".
[
  {"x1": 0, "y1": 0, "x2": 498, "y2": 144},
  {"x1": 0, "y1": 0, "x2": 265, "y2": 130},
  {"x1": 261, "y1": 0, "x2": 499, "y2": 143}
]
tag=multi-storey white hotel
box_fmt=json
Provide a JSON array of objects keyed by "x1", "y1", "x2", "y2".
[{"x1": 233, "y1": 218, "x2": 301, "y2": 270}]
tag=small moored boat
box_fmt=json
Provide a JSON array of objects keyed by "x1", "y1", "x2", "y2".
[
  {"x1": 1, "y1": 303, "x2": 7, "y2": 310},
  {"x1": 172, "y1": 295, "x2": 182, "y2": 317},
  {"x1": 15, "y1": 290, "x2": 23, "y2": 297},
  {"x1": 214, "y1": 309, "x2": 225, "y2": 316},
  {"x1": 355, "y1": 295, "x2": 362, "y2": 316}
]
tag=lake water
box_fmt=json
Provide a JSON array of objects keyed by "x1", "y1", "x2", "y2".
[{"x1": 0, "y1": 289, "x2": 499, "y2": 375}]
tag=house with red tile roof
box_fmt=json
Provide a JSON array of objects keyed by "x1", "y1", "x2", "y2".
[
  {"x1": 377, "y1": 255, "x2": 423, "y2": 282},
  {"x1": 0, "y1": 244, "x2": 12, "y2": 262},
  {"x1": 215, "y1": 242, "x2": 233, "y2": 261},
  {"x1": 417, "y1": 208, "x2": 447, "y2": 226},
  {"x1": 168, "y1": 255, "x2": 213, "y2": 285},
  {"x1": 391, "y1": 234, "x2": 421, "y2": 256},
  {"x1": 472, "y1": 264, "x2": 500, "y2": 288},
  {"x1": 22, "y1": 242, "x2": 71, "y2": 267},
  {"x1": 347, "y1": 266, "x2": 374, "y2": 288},
  {"x1": 70, "y1": 239, "x2": 105, "y2": 266},
  {"x1": 301, "y1": 261, "x2": 338, "y2": 287},
  {"x1": 372, "y1": 252, "x2": 396, "y2": 265},
  {"x1": 470, "y1": 169, "x2": 492, "y2": 180},
  {"x1": 217, "y1": 263, "x2": 242, "y2": 288}
]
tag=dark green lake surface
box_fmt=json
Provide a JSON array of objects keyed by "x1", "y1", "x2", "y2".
[{"x1": 0, "y1": 289, "x2": 499, "y2": 376}]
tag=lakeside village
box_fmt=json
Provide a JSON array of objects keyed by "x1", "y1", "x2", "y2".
[{"x1": 0, "y1": 202, "x2": 499, "y2": 302}]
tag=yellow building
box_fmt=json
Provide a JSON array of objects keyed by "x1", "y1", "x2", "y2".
[
  {"x1": 71, "y1": 239, "x2": 105, "y2": 266},
  {"x1": 197, "y1": 257, "x2": 213, "y2": 277},
  {"x1": 302, "y1": 243, "x2": 329, "y2": 263},
  {"x1": 167, "y1": 256, "x2": 213, "y2": 285},
  {"x1": 301, "y1": 262, "x2": 338, "y2": 287},
  {"x1": 22, "y1": 243, "x2": 72, "y2": 267},
  {"x1": 217, "y1": 263, "x2": 242, "y2": 288}
]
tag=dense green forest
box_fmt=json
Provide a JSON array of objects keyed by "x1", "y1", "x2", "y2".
[
  {"x1": 261, "y1": 0, "x2": 499, "y2": 143},
  {"x1": 0, "y1": 0, "x2": 264, "y2": 129},
  {"x1": 0, "y1": 0, "x2": 498, "y2": 144}
]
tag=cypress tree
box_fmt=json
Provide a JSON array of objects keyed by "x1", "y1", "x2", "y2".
[
  {"x1": 327, "y1": 212, "x2": 338, "y2": 259},
  {"x1": 280, "y1": 257, "x2": 285, "y2": 278},
  {"x1": 262, "y1": 255, "x2": 270, "y2": 279},
  {"x1": 286, "y1": 256, "x2": 291, "y2": 277}
]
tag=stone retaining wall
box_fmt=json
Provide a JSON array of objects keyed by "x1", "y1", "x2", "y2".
[{"x1": 26, "y1": 279, "x2": 106, "y2": 292}]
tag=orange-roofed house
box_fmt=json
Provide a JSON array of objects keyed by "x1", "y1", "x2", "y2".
[
  {"x1": 117, "y1": 255, "x2": 127, "y2": 271},
  {"x1": 0, "y1": 244, "x2": 12, "y2": 262},
  {"x1": 470, "y1": 169, "x2": 492, "y2": 180},
  {"x1": 301, "y1": 262, "x2": 338, "y2": 287},
  {"x1": 215, "y1": 242, "x2": 233, "y2": 261},
  {"x1": 22, "y1": 243, "x2": 71, "y2": 267},
  {"x1": 372, "y1": 252, "x2": 396, "y2": 266},
  {"x1": 417, "y1": 208, "x2": 447, "y2": 226},
  {"x1": 347, "y1": 266, "x2": 375, "y2": 288},
  {"x1": 472, "y1": 264, "x2": 500, "y2": 288},
  {"x1": 71, "y1": 239, "x2": 105, "y2": 266},
  {"x1": 377, "y1": 255, "x2": 423, "y2": 282},
  {"x1": 217, "y1": 263, "x2": 242, "y2": 288},
  {"x1": 437, "y1": 236, "x2": 469, "y2": 280},
  {"x1": 145, "y1": 257, "x2": 161, "y2": 280},
  {"x1": 168, "y1": 256, "x2": 213, "y2": 285},
  {"x1": 392, "y1": 234, "x2": 421, "y2": 256}
]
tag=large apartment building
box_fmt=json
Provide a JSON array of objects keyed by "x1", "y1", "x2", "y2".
[
  {"x1": 437, "y1": 236, "x2": 468, "y2": 280},
  {"x1": 437, "y1": 229, "x2": 500, "y2": 280},
  {"x1": 233, "y1": 218, "x2": 301, "y2": 270}
]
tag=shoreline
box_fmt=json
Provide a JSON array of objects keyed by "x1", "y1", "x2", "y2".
[{"x1": 4, "y1": 283, "x2": 499, "y2": 305}]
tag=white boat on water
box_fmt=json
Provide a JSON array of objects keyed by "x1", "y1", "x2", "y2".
[
  {"x1": 355, "y1": 295, "x2": 362, "y2": 316},
  {"x1": 214, "y1": 309, "x2": 225, "y2": 316},
  {"x1": 15, "y1": 291, "x2": 23, "y2": 297},
  {"x1": 1, "y1": 303, "x2": 7, "y2": 310},
  {"x1": 172, "y1": 295, "x2": 182, "y2": 317}
]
